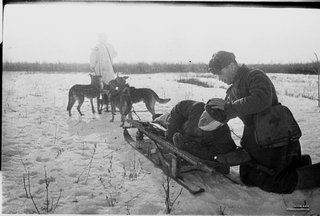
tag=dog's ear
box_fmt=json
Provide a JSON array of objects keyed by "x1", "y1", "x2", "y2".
[
  {"x1": 103, "y1": 83, "x2": 110, "y2": 90},
  {"x1": 122, "y1": 76, "x2": 129, "y2": 80}
]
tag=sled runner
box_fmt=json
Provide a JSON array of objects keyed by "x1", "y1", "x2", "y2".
[{"x1": 123, "y1": 119, "x2": 241, "y2": 194}]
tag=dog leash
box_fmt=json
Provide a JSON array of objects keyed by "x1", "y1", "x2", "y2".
[{"x1": 131, "y1": 106, "x2": 141, "y2": 121}]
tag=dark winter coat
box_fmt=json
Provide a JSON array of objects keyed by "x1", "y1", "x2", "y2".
[
  {"x1": 165, "y1": 100, "x2": 237, "y2": 160},
  {"x1": 224, "y1": 65, "x2": 301, "y2": 193}
]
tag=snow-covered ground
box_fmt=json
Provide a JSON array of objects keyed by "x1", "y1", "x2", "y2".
[{"x1": 2, "y1": 71, "x2": 320, "y2": 214}]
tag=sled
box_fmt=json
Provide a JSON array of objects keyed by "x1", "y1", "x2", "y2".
[{"x1": 123, "y1": 119, "x2": 241, "y2": 194}]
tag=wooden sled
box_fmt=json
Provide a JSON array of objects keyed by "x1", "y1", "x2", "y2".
[{"x1": 123, "y1": 119, "x2": 241, "y2": 194}]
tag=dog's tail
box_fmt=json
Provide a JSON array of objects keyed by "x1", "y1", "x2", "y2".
[
  {"x1": 66, "y1": 88, "x2": 73, "y2": 111},
  {"x1": 154, "y1": 92, "x2": 171, "y2": 104}
]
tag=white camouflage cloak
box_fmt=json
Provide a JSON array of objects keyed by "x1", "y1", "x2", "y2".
[{"x1": 90, "y1": 34, "x2": 117, "y2": 84}]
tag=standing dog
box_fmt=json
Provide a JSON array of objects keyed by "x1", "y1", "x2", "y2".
[
  {"x1": 67, "y1": 74, "x2": 104, "y2": 116},
  {"x1": 98, "y1": 75, "x2": 129, "y2": 113},
  {"x1": 102, "y1": 75, "x2": 171, "y2": 122},
  {"x1": 107, "y1": 84, "x2": 133, "y2": 126},
  {"x1": 127, "y1": 87, "x2": 171, "y2": 117}
]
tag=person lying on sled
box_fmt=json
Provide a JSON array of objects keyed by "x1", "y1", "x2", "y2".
[{"x1": 152, "y1": 100, "x2": 238, "y2": 161}]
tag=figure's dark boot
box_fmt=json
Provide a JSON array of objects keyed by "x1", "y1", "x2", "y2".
[
  {"x1": 300, "y1": 154, "x2": 312, "y2": 166},
  {"x1": 216, "y1": 148, "x2": 252, "y2": 166},
  {"x1": 296, "y1": 162, "x2": 320, "y2": 189}
]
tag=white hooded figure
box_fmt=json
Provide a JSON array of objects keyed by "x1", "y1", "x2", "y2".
[{"x1": 90, "y1": 33, "x2": 117, "y2": 84}]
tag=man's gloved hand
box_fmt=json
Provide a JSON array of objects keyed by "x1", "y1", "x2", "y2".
[
  {"x1": 205, "y1": 98, "x2": 227, "y2": 122},
  {"x1": 205, "y1": 108, "x2": 227, "y2": 123},
  {"x1": 206, "y1": 98, "x2": 226, "y2": 110}
]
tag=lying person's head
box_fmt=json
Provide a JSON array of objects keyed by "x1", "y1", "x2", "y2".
[
  {"x1": 198, "y1": 99, "x2": 227, "y2": 131},
  {"x1": 198, "y1": 110, "x2": 224, "y2": 131}
]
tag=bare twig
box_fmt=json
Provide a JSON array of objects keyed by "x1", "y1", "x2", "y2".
[
  {"x1": 98, "y1": 177, "x2": 115, "y2": 207},
  {"x1": 53, "y1": 124, "x2": 58, "y2": 145},
  {"x1": 122, "y1": 164, "x2": 127, "y2": 177},
  {"x1": 75, "y1": 165, "x2": 87, "y2": 183},
  {"x1": 75, "y1": 143, "x2": 97, "y2": 183},
  {"x1": 108, "y1": 153, "x2": 113, "y2": 174},
  {"x1": 50, "y1": 197, "x2": 54, "y2": 212},
  {"x1": 85, "y1": 144, "x2": 97, "y2": 183},
  {"x1": 124, "y1": 192, "x2": 143, "y2": 204},
  {"x1": 98, "y1": 176, "x2": 108, "y2": 189},
  {"x1": 171, "y1": 188, "x2": 183, "y2": 209},
  {"x1": 22, "y1": 174, "x2": 29, "y2": 198},
  {"x1": 27, "y1": 169, "x2": 40, "y2": 214},
  {"x1": 52, "y1": 189, "x2": 63, "y2": 213},
  {"x1": 217, "y1": 205, "x2": 226, "y2": 215},
  {"x1": 44, "y1": 167, "x2": 50, "y2": 213},
  {"x1": 38, "y1": 168, "x2": 61, "y2": 213},
  {"x1": 161, "y1": 176, "x2": 183, "y2": 214},
  {"x1": 19, "y1": 152, "x2": 28, "y2": 173},
  {"x1": 162, "y1": 176, "x2": 171, "y2": 214},
  {"x1": 125, "y1": 203, "x2": 131, "y2": 215},
  {"x1": 123, "y1": 192, "x2": 144, "y2": 215},
  {"x1": 53, "y1": 124, "x2": 62, "y2": 144},
  {"x1": 103, "y1": 149, "x2": 118, "y2": 158},
  {"x1": 20, "y1": 154, "x2": 29, "y2": 198},
  {"x1": 106, "y1": 193, "x2": 115, "y2": 207}
]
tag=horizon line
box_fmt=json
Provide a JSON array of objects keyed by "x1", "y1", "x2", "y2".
[{"x1": 3, "y1": 60, "x2": 317, "y2": 65}]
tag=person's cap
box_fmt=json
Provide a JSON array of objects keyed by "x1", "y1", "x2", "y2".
[
  {"x1": 208, "y1": 51, "x2": 237, "y2": 74},
  {"x1": 198, "y1": 110, "x2": 223, "y2": 131}
]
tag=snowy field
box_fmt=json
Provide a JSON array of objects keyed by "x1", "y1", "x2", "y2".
[{"x1": 2, "y1": 71, "x2": 320, "y2": 215}]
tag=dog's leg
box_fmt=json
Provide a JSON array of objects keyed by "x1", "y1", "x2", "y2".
[
  {"x1": 97, "y1": 96, "x2": 102, "y2": 114},
  {"x1": 110, "y1": 102, "x2": 115, "y2": 122},
  {"x1": 90, "y1": 98, "x2": 95, "y2": 114},
  {"x1": 102, "y1": 94, "x2": 108, "y2": 112},
  {"x1": 145, "y1": 100, "x2": 156, "y2": 117},
  {"x1": 105, "y1": 94, "x2": 110, "y2": 112},
  {"x1": 120, "y1": 115, "x2": 124, "y2": 127},
  {"x1": 77, "y1": 96, "x2": 85, "y2": 116},
  {"x1": 110, "y1": 112, "x2": 115, "y2": 122},
  {"x1": 120, "y1": 111, "x2": 126, "y2": 127},
  {"x1": 67, "y1": 96, "x2": 76, "y2": 117}
]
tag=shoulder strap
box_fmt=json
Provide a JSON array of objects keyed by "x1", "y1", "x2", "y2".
[{"x1": 102, "y1": 44, "x2": 116, "y2": 73}]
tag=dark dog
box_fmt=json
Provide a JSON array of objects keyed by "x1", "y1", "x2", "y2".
[
  {"x1": 98, "y1": 76, "x2": 129, "y2": 113},
  {"x1": 67, "y1": 74, "x2": 104, "y2": 116},
  {"x1": 108, "y1": 85, "x2": 133, "y2": 127}
]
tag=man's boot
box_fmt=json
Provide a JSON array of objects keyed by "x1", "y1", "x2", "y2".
[
  {"x1": 299, "y1": 154, "x2": 312, "y2": 167},
  {"x1": 215, "y1": 148, "x2": 252, "y2": 166},
  {"x1": 296, "y1": 162, "x2": 320, "y2": 189}
]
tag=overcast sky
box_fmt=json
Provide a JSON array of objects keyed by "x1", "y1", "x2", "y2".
[{"x1": 3, "y1": 3, "x2": 320, "y2": 64}]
